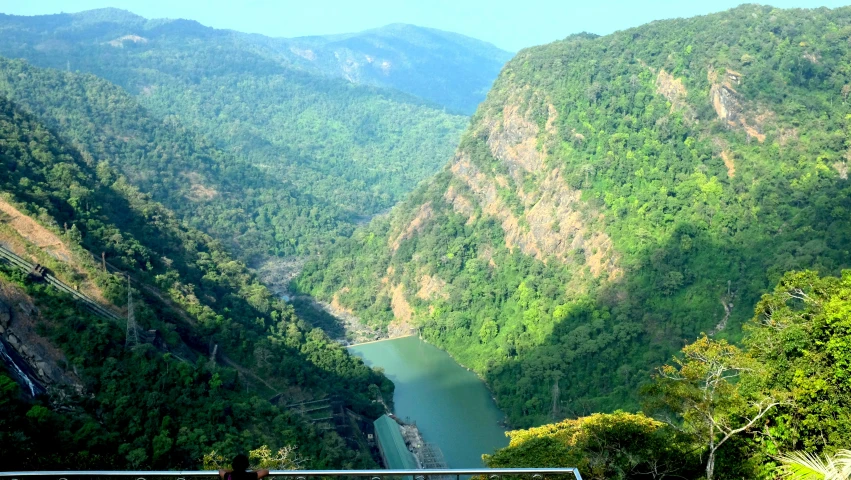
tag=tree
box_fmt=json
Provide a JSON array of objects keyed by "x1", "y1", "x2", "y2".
[
  {"x1": 484, "y1": 411, "x2": 700, "y2": 480},
  {"x1": 203, "y1": 445, "x2": 303, "y2": 470},
  {"x1": 479, "y1": 319, "x2": 498, "y2": 343},
  {"x1": 249, "y1": 445, "x2": 305, "y2": 470},
  {"x1": 647, "y1": 335, "x2": 783, "y2": 480},
  {"x1": 744, "y1": 270, "x2": 851, "y2": 459}
]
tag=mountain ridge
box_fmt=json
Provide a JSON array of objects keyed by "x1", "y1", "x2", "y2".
[
  {"x1": 296, "y1": 3, "x2": 851, "y2": 426},
  {"x1": 0, "y1": 8, "x2": 511, "y2": 113},
  {"x1": 0, "y1": 14, "x2": 469, "y2": 260}
]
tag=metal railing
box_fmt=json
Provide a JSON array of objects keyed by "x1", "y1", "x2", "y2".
[{"x1": 0, "y1": 469, "x2": 581, "y2": 480}]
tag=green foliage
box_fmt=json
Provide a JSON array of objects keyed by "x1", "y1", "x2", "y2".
[
  {"x1": 644, "y1": 336, "x2": 783, "y2": 479},
  {"x1": 0, "y1": 9, "x2": 510, "y2": 115},
  {"x1": 481, "y1": 268, "x2": 851, "y2": 478},
  {"x1": 297, "y1": 4, "x2": 851, "y2": 426},
  {"x1": 0, "y1": 95, "x2": 392, "y2": 469},
  {"x1": 483, "y1": 411, "x2": 700, "y2": 479},
  {"x1": 203, "y1": 445, "x2": 304, "y2": 470},
  {"x1": 0, "y1": 28, "x2": 467, "y2": 260},
  {"x1": 776, "y1": 449, "x2": 851, "y2": 480},
  {"x1": 739, "y1": 270, "x2": 851, "y2": 465}
]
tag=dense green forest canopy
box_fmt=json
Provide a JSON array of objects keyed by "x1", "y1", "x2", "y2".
[
  {"x1": 0, "y1": 57, "x2": 355, "y2": 259},
  {"x1": 0, "y1": 9, "x2": 471, "y2": 259},
  {"x1": 0, "y1": 94, "x2": 392, "y2": 468},
  {"x1": 296, "y1": 4, "x2": 851, "y2": 427},
  {"x1": 485, "y1": 268, "x2": 851, "y2": 479}
]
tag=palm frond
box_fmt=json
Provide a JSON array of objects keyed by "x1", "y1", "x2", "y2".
[
  {"x1": 775, "y1": 451, "x2": 833, "y2": 480},
  {"x1": 831, "y1": 450, "x2": 851, "y2": 479}
]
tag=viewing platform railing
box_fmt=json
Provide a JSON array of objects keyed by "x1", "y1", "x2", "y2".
[{"x1": 0, "y1": 469, "x2": 582, "y2": 480}]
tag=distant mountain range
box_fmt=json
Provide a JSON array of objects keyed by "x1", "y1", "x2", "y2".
[
  {"x1": 0, "y1": 8, "x2": 512, "y2": 114},
  {"x1": 281, "y1": 23, "x2": 514, "y2": 114},
  {"x1": 0, "y1": 8, "x2": 511, "y2": 260}
]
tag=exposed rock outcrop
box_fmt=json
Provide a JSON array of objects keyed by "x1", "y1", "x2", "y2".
[
  {"x1": 443, "y1": 185, "x2": 476, "y2": 220},
  {"x1": 185, "y1": 172, "x2": 219, "y2": 201},
  {"x1": 416, "y1": 274, "x2": 449, "y2": 300},
  {"x1": 834, "y1": 161, "x2": 849, "y2": 180},
  {"x1": 655, "y1": 69, "x2": 695, "y2": 121},
  {"x1": 388, "y1": 284, "x2": 415, "y2": 337},
  {"x1": 107, "y1": 35, "x2": 148, "y2": 47},
  {"x1": 721, "y1": 150, "x2": 736, "y2": 178},
  {"x1": 709, "y1": 68, "x2": 767, "y2": 142},
  {"x1": 389, "y1": 202, "x2": 434, "y2": 251},
  {"x1": 483, "y1": 101, "x2": 547, "y2": 177},
  {"x1": 447, "y1": 96, "x2": 622, "y2": 281},
  {"x1": 0, "y1": 279, "x2": 81, "y2": 390}
]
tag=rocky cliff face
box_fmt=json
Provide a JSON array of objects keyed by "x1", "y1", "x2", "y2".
[
  {"x1": 449, "y1": 96, "x2": 620, "y2": 279},
  {"x1": 352, "y1": 86, "x2": 624, "y2": 340},
  {"x1": 0, "y1": 280, "x2": 81, "y2": 394},
  {"x1": 301, "y1": 4, "x2": 851, "y2": 425}
]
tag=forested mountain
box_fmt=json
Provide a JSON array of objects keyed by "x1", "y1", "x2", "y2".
[
  {"x1": 0, "y1": 94, "x2": 391, "y2": 468},
  {"x1": 296, "y1": 4, "x2": 851, "y2": 427},
  {"x1": 0, "y1": 57, "x2": 356, "y2": 259},
  {"x1": 0, "y1": 8, "x2": 470, "y2": 259},
  {"x1": 281, "y1": 24, "x2": 513, "y2": 113},
  {"x1": 483, "y1": 268, "x2": 851, "y2": 479},
  {"x1": 0, "y1": 8, "x2": 510, "y2": 114}
]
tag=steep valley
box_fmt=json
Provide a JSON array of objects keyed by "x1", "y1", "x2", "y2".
[
  {"x1": 0, "y1": 10, "x2": 477, "y2": 260},
  {"x1": 296, "y1": 4, "x2": 851, "y2": 427},
  {"x1": 0, "y1": 95, "x2": 391, "y2": 467},
  {"x1": 6, "y1": 3, "x2": 851, "y2": 478}
]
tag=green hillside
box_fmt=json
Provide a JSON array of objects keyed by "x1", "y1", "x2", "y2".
[
  {"x1": 296, "y1": 4, "x2": 851, "y2": 427},
  {"x1": 0, "y1": 94, "x2": 391, "y2": 468},
  {"x1": 483, "y1": 268, "x2": 851, "y2": 479},
  {"x1": 0, "y1": 57, "x2": 357, "y2": 259},
  {"x1": 0, "y1": 8, "x2": 510, "y2": 114},
  {"x1": 0, "y1": 9, "x2": 469, "y2": 258}
]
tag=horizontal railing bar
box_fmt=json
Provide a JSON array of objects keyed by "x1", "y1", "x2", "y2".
[{"x1": 0, "y1": 468, "x2": 581, "y2": 477}]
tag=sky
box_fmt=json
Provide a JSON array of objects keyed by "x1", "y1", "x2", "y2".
[{"x1": 2, "y1": 0, "x2": 848, "y2": 52}]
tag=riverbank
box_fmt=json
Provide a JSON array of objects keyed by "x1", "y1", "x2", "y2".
[
  {"x1": 346, "y1": 334, "x2": 415, "y2": 347},
  {"x1": 350, "y1": 336, "x2": 509, "y2": 467}
]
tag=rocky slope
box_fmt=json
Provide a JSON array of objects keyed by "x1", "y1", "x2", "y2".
[{"x1": 297, "y1": 5, "x2": 851, "y2": 426}]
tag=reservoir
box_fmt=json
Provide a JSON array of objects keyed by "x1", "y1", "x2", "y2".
[{"x1": 349, "y1": 336, "x2": 509, "y2": 468}]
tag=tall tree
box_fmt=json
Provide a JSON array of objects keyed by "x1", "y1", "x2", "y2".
[{"x1": 646, "y1": 336, "x2": 783, "y2": 480}]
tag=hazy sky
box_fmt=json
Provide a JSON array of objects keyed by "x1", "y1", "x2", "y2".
[{"x1": 3, "y1": 0, "x2": 848, "y2": 51}]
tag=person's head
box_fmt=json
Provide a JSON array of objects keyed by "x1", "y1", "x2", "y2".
[{"x1": 232, "y1": 454, "x2": 250, "y2": 472}]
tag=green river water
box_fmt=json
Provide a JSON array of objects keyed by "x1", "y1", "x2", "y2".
[{"x1": 349, "y1": 336, "x2": 509, "y2": 468}]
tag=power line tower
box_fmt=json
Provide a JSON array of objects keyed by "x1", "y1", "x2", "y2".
[{"x1": 125, "y1": 274, "x2": 139, "y2": 348}]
